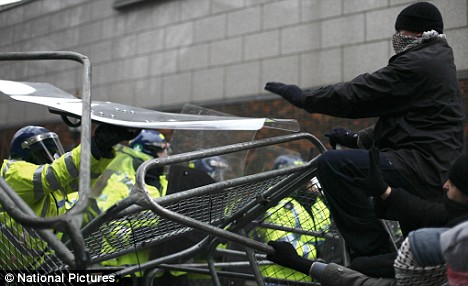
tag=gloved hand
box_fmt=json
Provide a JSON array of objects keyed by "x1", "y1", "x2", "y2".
[
  {"x1": 91, "y1": 124, "x2": 140, "y2": 158},
  {"x1": 264, "y1": 82, "x2": 303, "y2": 108},
  {"x1": 324, "y1": 127, "x2": 358, "y2": 149},
  {"x1": 352, "y1": 146, "x2": 389, "y2": 198},
  {"x1": 267, "y1": 240, "x2": 313, "y2": 275}
]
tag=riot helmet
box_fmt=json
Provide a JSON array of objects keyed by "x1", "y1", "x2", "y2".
[
  {"x1": 129, "y1": 129, "x2": 170, "y2": 158},
  {"x1": 190, "y1": 156, "x2": 229, "y2": 181},
  {"x1": 272, "y1": 154, "x2": 305, "y2": 170},
  {"x1": 10, "y1": 125, "x2": 65, "y2": 165}
]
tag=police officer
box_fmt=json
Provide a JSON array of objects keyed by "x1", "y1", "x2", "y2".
[
  {"x1": 91, "y1": 130, "x2": 172, "y2": 282},
  {"x1": 0, "y1": 123, "x2": 139, "y2": 269},
  {"x1": 252, "y1": 155, "x2": 331, "y2": 285},
  {"x1": 91, "y1": 129, "x2": 170, "y2": 210}
]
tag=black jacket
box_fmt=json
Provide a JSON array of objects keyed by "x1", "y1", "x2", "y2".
[{"x1": 301, "y1": 37, "x2": 464, "y2": 200}]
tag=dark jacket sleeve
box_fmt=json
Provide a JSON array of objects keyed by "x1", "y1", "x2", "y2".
[
  {"x1": 300, "y1": 55, "x2": 419, "y2": 119},
  {"x1": 373, "y1": 188, "x2": 448, "y2": 230},
  {"x1": 318, "y1": 263, "x2": 397, "y2": 286},
  {"x1": 299, "y1": 38, "x2": 458, "y2": 120}
]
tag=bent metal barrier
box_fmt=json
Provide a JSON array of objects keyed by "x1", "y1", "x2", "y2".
[
  {"x1": 0, "y1": 131, "x2": 336, "y2": 286},
  {"x1": 80, "y1": 132, "x2": 333, "y2": 286},
  {"x1": 0, "y1": 51, "x2": 336, "y2": 286},
  {"x1": 0, "y1": 52, "x2": 93, "y2": 275}
]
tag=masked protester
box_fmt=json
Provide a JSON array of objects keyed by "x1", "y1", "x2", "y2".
[{"x1": 264, "y1": 1, "x2": 464, "y2": 266}]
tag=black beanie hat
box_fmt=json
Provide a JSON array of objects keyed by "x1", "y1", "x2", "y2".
[
  {"x1": 448, "y1": 154, "x2": 468, "y2": 196},
  {"x1": 395, "y1": 2, "x2": 443, "y2": 34}
]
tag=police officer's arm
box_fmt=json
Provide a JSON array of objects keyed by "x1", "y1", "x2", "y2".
[
  {"x1": 51, "y1": 145, "x2": 114, "y2": 194},
  {"x1": 5, "y1": 145, "x2": 113, "y2": 205}
]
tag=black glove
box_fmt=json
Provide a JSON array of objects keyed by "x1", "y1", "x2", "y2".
[
  {"x1": 267, "y1": 241, "x2": 313, "y2": 275},
  {"x1": 265, "y1": 82, "x2": 303, "y2": 108},
  {"x1": 324, "y1": 127, "x2": 358, "y2": 149},
  {"x1": 91, "y1": 124, "x2": 140, "y2": 158},
  {"x1": 352, "y1": 146, "x2": 389, "y2": 197}
]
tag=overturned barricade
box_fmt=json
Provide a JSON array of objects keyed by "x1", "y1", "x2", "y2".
[
  {"x1": 0, "y1": 51, "x2": 341, "y2": 285},
  {"x1": 82, "y1": 132, "x2": 338, "y2": 285},
  {"x1": 1, "y1": 131, "x2": 342, "y2": 286}
]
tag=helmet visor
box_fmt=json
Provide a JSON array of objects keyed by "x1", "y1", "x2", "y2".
[
  {"x1": 22, "y1": 132, "x2": 65, "y2": 164},
  {"x1": 144, "y1": 142, "x2": 170, "y2": 158}
]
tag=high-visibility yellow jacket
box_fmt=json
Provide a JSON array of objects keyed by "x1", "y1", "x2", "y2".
[
  {"x1": 88, "y1": 145, "x2": 167, "y2": 271},
  {"x1": 255, "y1": 197, "x2": 327, "y2": 282},
  {"x1": 0, "y1": 145, "x2": 112, "y2": 269},
  {"x1": 309, "y1": 196, "x2": 331, "y2": 244}
]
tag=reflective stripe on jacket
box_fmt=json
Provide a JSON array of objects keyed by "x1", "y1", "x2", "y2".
[
  {"x1": 255, "y1": 198, "x2": 319, "y2": 282},
  {"x1": 0, "y1": 144, "x2": 111, "y2": 269},
  {"x1": 93, "y1": 146, "x2": 167, "y2": 270}
]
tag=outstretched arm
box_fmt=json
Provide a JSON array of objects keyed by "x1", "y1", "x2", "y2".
[{"x1": 267, "y1": 240, "x2": 397, "y2": 286}]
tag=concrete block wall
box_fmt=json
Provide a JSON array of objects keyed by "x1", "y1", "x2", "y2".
[{"x1": 0, "y1": 0, "x2": 466, "y2": 130}]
